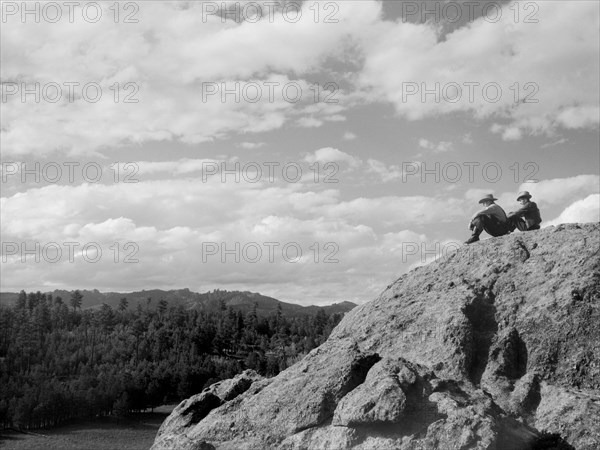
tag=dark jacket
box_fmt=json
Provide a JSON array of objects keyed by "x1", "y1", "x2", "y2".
[{"x1": 509, "y1": 201, "x2": 542, "y2": 228}]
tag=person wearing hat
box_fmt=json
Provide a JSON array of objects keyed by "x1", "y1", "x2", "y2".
[
  {"x1": 507, "y1": 191, "x2": 542, "y2": 232},
  {"x1": 465, "y1": 194, "x2": 509, "y2": 244}
]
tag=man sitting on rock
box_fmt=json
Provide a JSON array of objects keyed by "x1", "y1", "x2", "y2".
[
  {"x1": 465, "y1": 194, "x2": 509, "y2": 244},
  {"x1": 507, "y1": 191, "x2": 542, "y2": 232}
]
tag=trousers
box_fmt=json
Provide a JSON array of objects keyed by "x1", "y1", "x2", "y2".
[
  {"x1": 470, "y1": 215, "x2": 509, "y2": 238},
  {"x1": 507, "y1": 216, "x2": 541, "y2": 232}
]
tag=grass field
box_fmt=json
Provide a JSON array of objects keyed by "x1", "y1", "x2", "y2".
[{"x1": 0, "y1": 405, "x2": 177, "y2": 450}]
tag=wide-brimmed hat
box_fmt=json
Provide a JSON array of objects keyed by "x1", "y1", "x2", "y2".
[
  {"x1": 517, "y1": 191, "x2": 532, "y2": 201},
  {"x1": 478, "y1": 194, "x2": 498, "y2": 204}
]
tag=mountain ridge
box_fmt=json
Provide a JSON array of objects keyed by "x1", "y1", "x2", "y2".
[{"x1": 0, "y1": 288, "x2": 357, "y2": 317}]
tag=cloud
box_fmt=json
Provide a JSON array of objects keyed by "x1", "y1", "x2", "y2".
[
  {"x1": 324, "y1": 115, "x2": 347, "y2": 123},
  {"x1": 418, "y1": 138, "x2": 454, "y2": 153},
  {"x1": 239, "y1": 142, "x2": 266, "y2": 149},
  {"x1": 303, "y1": 147, "x2": 362, "y2": 168},
  {"x1": 1, "y1": 1, "x2": 383, "y2": 157},
  {"x1": 357, "y1": 1, "x2": 600, "y2": 137},
  {"x1": 464, "y1": 189, "x2": 496, "y2": 204},
  {"x1": 544, "y1": 194, "x2": 600, "y2": 227},
  {"x1": 3, "y1": 170, "x2": 596, "y2": 303},
  {"x1": 515, "y1": 175, "x2": 599, "y2": 207},
  {"x1": 491, "y1": 125, "x2": 523, "y2": 141},
  {"x1": 296, "y1": 117, "x2": 324, "y2": 128},
  {"x1": 135, "y1": 159, "x2": 223, "y2": 176},
  {"x1": 541, "y1": 138, "x2": 567, "y2": 149},
  {"x1": 320, "y1": 196, "x2": 464, "y2": 228},
  {"x1": 1, "y1": 175, "x2": 451, "y2": 303},
  {"x1": 3, "y1": 2, "x2": 597, "y2": 156},
  {"x1": 556, "y1": 106, "x2": 600, "y2": 130},
  {"x1": 343, "y1": 131, "x2": 357, "y2": 141},
  {"x1": 366, "y1": 159, "x2": 403, "y2": 182}
]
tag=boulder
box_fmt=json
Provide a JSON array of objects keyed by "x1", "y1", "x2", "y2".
[
  {"x1": 152, "y1": 369, "x2": 264, "y2": 450},
  {"x1": 153, "y1": 223, "x2": 600, "y2": 449}
]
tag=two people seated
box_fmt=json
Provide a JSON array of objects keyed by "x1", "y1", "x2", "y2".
[{"x1": 465, "y1": 191, "x2": 542, "y2": 244}]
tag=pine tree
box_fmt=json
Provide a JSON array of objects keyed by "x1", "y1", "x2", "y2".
[
  {"x1": 157, "y1": 299, "x2": 168, "y2": 317},
  {"x1": 70, "y1": 290, "x2": 83, "y2": 312},
  {"x1": 16, "y1": 290, "x2": 27, "y2": 310}
]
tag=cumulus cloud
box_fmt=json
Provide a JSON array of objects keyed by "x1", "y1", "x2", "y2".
[
  {"x1": 296, "y1": 117, "x2": 324, "y2": 128},
  {"x1": 418, "y1": 138, "x2": 454, "y2": 153},
  {"x1": 2, "y1": 1, "x2": 597, "y2": 156},
  {"x1": 135, "y1": 159, "x2": 223, "y2": 175},
  {"x1": 321, "y1": 195, "x2": 464, "y2": 228},
  {"x1": 491, "y1": 125, "x2": 523, "y2": 142},
  {"x1": 303, "y1": 147, "x2": 362, "y2": 168},
  {"x1": 357, "y1": 1, "x2": 599, "y2": 138},
  {"x1": 544, "y1": 194, "x2": 600, "y2": 227},
  {"x1": 366, "y1": 159, "x2": 403, "y2": 182},
  {"x1": 3, "y1": 170, "x2": 597, "y2": 302},
  {"x1": 238, "y1": 142, "x2": 266, "y2": 149},
  {"x1": 515, "y1": 175, "x2": 599, "y2": 207},
  {"x1": 1, "y1": 172, "x2": 467, "y2": 303},
  {"x1": 0, "y1": 1, "x2": 382, "y2": 156}
]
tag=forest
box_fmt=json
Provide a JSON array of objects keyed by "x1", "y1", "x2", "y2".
[{"x1": 0, "y1": 290, "x2": 345, "y2": 430}]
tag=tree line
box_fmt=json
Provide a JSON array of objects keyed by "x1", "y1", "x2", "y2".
[{"x1": 0, "y1": 290, "x2": 344, "y2": 430}]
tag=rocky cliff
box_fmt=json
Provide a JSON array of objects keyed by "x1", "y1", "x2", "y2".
[{"x1": 152, "y1": 223, "x2": 600, "y2": 450}]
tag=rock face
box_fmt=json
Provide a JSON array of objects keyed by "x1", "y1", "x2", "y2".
[
  {"x1": 153, "y1": 223, "x2": 600, "y2": 450},
  {"x1": 153, "y1": 370, "x2": 264, "y2": 450}
]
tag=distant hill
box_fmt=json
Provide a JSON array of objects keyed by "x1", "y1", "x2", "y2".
[
  {"x1": 0, "y1": 292, "x2": 19, "y2": 306},
  {"x1": 0, "y1": 288, "x2": 356, "y2": 317}
]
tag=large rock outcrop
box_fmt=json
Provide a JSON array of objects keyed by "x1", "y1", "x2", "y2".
[{"x1": 153, "y1": 223, "x2": 600, "y2": 450}]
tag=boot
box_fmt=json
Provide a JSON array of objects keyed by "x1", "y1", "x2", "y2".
[{"x1": 465, "y1": 235, "x2": 480, "y2": 244}]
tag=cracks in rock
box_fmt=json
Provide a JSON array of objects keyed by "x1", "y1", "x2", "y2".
[
  {"x1": 463, "y1": 289, "x2": 499, "y2": 386},
  {"x1": 180, "y1": 394, "x2": 223, "y2": 425},
  {"x1": 518, "y1": 376, "x2": 542, "y2": 420},
  {"x1": 392, "y1": 372, "x2": 443, "y2": 437},
  {"x1": 347, "y1": 397, "x2": 446, "y2": 447},
  {"x1": 291, "y1": 418, "x2": 334, "y2": 438},
  {"x1": 351, "y1": 402, "x2": 446, "y2": 445},
  {"x1": 525, "y1": 431, "x2": 577, "y2": 450},
  {"x1": 514, "y1": 240, "x2": 530, "y2": 262},
  {"x1": 294, "y1": 352, "x2": 382, "y2": 434},
  {"x1": 493, "y1": 329, "x2": 528, "y2": 381},
  {"x1": 340, "y1": 353, "x2": 383, "y2": 398}
]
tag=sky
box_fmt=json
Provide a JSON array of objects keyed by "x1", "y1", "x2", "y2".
[{"x1": 1, "y1": 0, "x2": 599, "y2": 305}]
